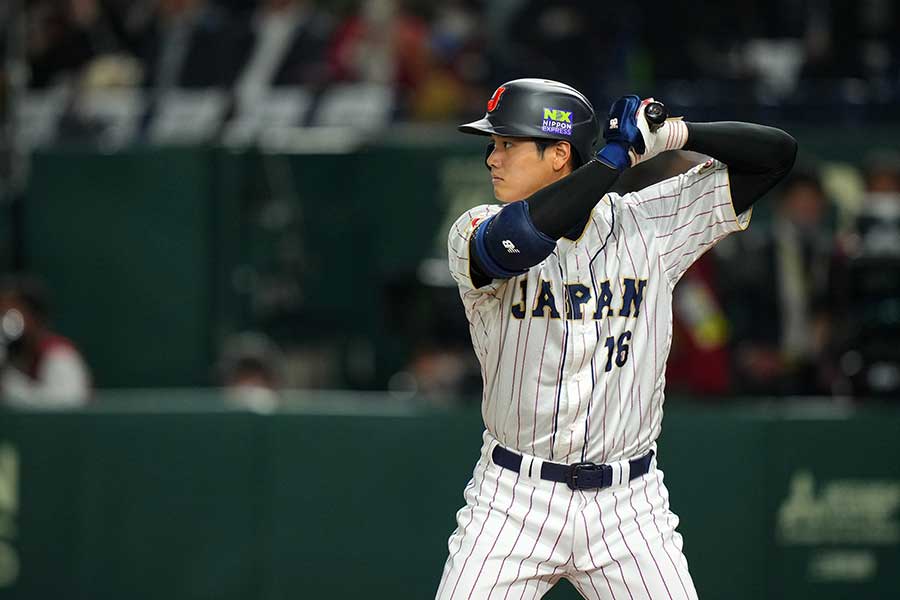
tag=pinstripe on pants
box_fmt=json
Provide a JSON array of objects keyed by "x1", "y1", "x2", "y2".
[{"x1": 435, "y1": 435, "x2": 698, "y2": 600}]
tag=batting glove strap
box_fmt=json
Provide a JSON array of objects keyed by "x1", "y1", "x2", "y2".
[{"x1": 596, "y1": 142, "x2": 631, "y2": 171}]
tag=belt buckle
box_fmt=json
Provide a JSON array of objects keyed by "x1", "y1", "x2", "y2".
[{"x1": 566, "y1": 462, "x2": 613, "y2": 490}]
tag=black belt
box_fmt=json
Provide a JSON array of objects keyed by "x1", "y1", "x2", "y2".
[{"x1": 491, "y1": 445, "x2": 654, "y2": 491}]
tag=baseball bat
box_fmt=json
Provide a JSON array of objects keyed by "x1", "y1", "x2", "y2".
[{"x1": 645, "y1": 101, "x2": 668, "y2": 132}]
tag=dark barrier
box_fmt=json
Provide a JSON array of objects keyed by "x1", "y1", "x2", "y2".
[
  {"x1": 23, "y1": 145, "x2": 485, "y2": 388},
  {"x1": 0, "y1": 397, "x2": 897, "y2": 599}
]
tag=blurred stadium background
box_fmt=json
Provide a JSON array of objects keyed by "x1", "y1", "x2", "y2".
[{"x1": 0, "y1": 0, "x2": 899, "y2": 598}]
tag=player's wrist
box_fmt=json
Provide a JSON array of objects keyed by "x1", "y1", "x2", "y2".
[
  {"x1": 661, "y1": 119, "x2": 689, "y2": 152},
  {"x1": 629, "y1": 116, "x2": 689, "y2": 167},
  {"x1": 596, "y1": 142, "x2": 631, "y2": 171}
]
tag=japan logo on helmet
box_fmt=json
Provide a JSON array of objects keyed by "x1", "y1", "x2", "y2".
[{"x1": 487, "y1": 86, "x2": 507, "y2": 113}]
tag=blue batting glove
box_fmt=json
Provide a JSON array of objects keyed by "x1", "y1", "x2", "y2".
[{"x1": 596, "y1": 95, "x2": 644, "y2": 171}]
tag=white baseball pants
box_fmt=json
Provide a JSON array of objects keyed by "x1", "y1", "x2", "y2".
[{"x1": 435, "y1": 434, "x2": 699, "y2": 600}]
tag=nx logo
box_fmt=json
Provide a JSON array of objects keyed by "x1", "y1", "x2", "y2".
[
  {"x1": 502, "y1": 240, "x2": 520, "y2": 253},
  {"x1": 608, "y1": 118, "x2": 619, "y2": 130},
  {"x1": 542, "y1": 108, "x2": 572, "y2": 123}
]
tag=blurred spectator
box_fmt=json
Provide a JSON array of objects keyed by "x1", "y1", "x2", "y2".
[
  {"x1": 27, "y1": 0, "x2": 132, "y2": 88},
  {"x1": 503, "y1": 1, "x2": 634, "y2": 98},
  {"x1": 829, "y1": 150, "x2": 900, "y2": 398},
  {"x1": 718, "y1": 168, "x2": 835, "y2": 395},
  {"x1": 233, "y1": 0, "x2": 334, "y2": 102},
  {"x1": 862, "y1": 149, "x2": 900, "y2": 195},
  {"x1": 667, "y1": 253, "x2": 732, "y2": 396},
  {"x1": 643, "y1": 3, "x2": 749, "y2": 82},
  {"x1": 384, "y1": 269, "x2": 482, "y2": 402},
  {"x1": 394, "y1": 343, "x2": 478, "y2": 402},
  {"x1": 0, "y1": 275, "x2": 91, "y2": 409},
  {"x1": 850, "y1": 150, "x2": 900, "y2": 257},
  {"x1": 135, "y1": 0, "x2": 244, "y2": 89},
  {"x1": 410, "y1": 0, "x2": 487, "y2": 121},
  {"x1": 218, "y1": 331, "x2": 283, "y2": 412},
  {"x1": 800, "y1": 0, "x2": 900, "y2": 81},
  {"x1": 327, "y1": 0, "x2": 429, "y2": 107},
  {"x1": 12, "y1": 0, "x2": 900, "y2": 129},
  {"x1": 832, "y1": 150, "x2": 900, "y2": 272}
]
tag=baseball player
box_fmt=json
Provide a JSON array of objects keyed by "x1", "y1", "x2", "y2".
[{"x1": 437, "y1": 79, "x2": 796, "y2": 599}]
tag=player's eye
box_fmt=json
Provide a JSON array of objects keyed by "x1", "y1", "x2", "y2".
[{"x1": 503, "y1": 141, "x2": 514, "y2": 150}]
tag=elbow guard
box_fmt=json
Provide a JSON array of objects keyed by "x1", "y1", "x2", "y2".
[{"x1": 473, "y1": 201, "x2": 557, "y2": 279}]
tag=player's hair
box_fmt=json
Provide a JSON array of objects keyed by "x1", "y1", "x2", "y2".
[{"x1": 532, "y1": 138, "x2": 582, "y2": 171}]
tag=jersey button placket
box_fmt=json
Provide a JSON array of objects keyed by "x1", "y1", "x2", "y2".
[
  {"x1": 565, "y1": 372, "x2": 588, "y2": 460},
  {"x1": 569, "y1": 256, "x2": 592, "y2": 462},
  {"x1": 555, "y1": 249, "x2": 583, "y2": 461}
]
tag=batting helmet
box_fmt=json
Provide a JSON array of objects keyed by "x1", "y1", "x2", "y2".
[{"x1": 458, "y1": 78, "x2": 600, "y2": 166}]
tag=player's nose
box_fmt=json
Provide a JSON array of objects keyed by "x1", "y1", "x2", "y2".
[{"x1": 485, "y1": 142, "x2": 501, "y2": 170}]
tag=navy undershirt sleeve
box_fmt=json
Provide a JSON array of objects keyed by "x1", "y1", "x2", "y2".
[
  {"x1": 525, "y1": 159, "x2": 621, "y2": 239},
  {"x1": 683, "y1": 122, "x2": 798, "y2": 214}
]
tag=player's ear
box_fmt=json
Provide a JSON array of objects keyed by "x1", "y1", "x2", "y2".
[{"x1": 552, "y1": 141, "x2": 572, "y2": 172}]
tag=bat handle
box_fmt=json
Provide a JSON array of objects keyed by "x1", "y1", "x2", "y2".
[{"x1": 645, "y1": 101, "x2": 668, "y2": 132}]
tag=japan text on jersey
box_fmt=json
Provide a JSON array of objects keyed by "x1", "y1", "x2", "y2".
[{"x1": 448, "y1": 160, "x2": 749, "y2": 465}]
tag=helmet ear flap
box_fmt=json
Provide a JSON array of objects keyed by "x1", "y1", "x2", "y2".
[{"x1": 484, "y1": 142, "x2": 495, "y2": 169}]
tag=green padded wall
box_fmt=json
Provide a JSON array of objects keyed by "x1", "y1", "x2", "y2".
[
  {"x1": 24, "y1": 147, "x2": 217, "y2": 386},
  {"x1": 0, "y1": 400, "x2": 897, "y2": 599}
]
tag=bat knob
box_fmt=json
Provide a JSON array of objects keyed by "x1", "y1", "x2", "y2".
[{"x1": 645, "y1": 101, "x2": 668, "y2": 127}]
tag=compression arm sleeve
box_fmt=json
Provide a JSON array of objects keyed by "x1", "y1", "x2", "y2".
[
  {"x1": 469, "y1": 159, "x2": 620, "y2": 286},
  {"x1": 683, "y1": 122, "x2": 798, "y2": 214},
  {"x1": 526, "y1": 159, "x2": 622, "y2": 239}
]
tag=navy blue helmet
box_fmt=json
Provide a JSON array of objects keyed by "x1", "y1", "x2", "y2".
[{"x1": 458, "y1": 78, "x2": 600, "y2": 166}]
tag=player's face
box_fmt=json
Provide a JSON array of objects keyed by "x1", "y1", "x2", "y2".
[{"x1": 486, "y1": 135, "x2": 568, "y2": 203}]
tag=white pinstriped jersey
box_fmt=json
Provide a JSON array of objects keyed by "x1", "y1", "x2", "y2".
[{"x1": 448, "y1": 159, "x2": 750, "y2": 465}]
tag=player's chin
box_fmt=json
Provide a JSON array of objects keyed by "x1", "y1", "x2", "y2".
[{"x1": 493, "y1": 184, "x2": 517, "y2": 204}]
